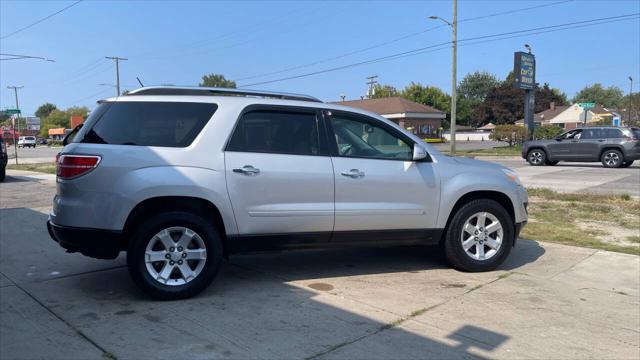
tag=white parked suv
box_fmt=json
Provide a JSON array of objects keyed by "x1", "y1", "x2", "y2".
[
  {"x1": 18, "y1": 136, "x2": 36, "y2": 148},
  {"x1": 47, "y1": 87, "x2": 528, "y2": 300}
]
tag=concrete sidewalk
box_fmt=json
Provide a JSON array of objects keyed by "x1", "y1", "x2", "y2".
[{"x1": 1, "y1": 208, "x2": 638, "y2": 358}]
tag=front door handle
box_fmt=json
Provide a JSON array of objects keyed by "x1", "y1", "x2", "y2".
[
  {"x1": 341, "y1": 169, "x2": 365, "y2": 178},
  {"x1": 233, "y1": 165, "x2": 260, "y2": 176}
]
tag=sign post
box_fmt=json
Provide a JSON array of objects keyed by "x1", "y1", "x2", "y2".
[
  {"x1": 578, "y1": 102, "x2": 595, "y2": 126},
  {"x1": 514, "y1": 51, "x2": 536, "y2": 139}
]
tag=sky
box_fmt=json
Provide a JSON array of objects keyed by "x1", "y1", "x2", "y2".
[{"x1": 1, "y1": 0, "x2": 639, "y2": 117}]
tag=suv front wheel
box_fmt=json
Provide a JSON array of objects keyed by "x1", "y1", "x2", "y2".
[
  {"x1": 443, "y1": 199, "x2": 514, "y2": 272},
  {"x1": 527, "y1": 149, "x2": 546, "y2": 166},
  {"x1": 127, "y1": 211, "x2": 223, "y2": 300}
]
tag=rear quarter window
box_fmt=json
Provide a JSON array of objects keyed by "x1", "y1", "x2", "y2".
[{"x1": 79, "y1": 101, "x2": 217, "y2": 147}]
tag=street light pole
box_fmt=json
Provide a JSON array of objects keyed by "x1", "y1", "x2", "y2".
[
  {"x1": 7, "y1": 85, "x2": 23, "y2": 165},
  {"x1": 629, "y1": 76, "x2": 633, "y2": 125},
  {"x1": 429, "y1": 0, "x2": 458, "y2": 155}
]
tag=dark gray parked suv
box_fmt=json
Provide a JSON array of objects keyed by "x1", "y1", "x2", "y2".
[{"x1": 522, "y1": 127, "x2": 640, "y2": 168}]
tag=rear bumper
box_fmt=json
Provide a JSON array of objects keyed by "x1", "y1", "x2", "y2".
[{"x1": 47, "y1": 219, "x2": 123, "y2": 259}]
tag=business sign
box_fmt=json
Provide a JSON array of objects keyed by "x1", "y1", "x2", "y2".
[
  {"x1": 513, "y1": 52, "x2": 536, "y2": 90},
  {"x1": 25, "y1": 117, "x2": 40, "y2": 125},
  {"x1": 578, "y1": 102, "x2": 595, "y2": 109}
]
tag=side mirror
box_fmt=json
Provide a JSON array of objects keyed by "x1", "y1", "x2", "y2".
[{"x1": 413, "y1": 146, "x2": 428, "y2": 161}]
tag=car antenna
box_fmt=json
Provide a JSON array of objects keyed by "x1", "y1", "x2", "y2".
[{"x1": 136, "y1": 77, "x2": 144, "y2": 87}]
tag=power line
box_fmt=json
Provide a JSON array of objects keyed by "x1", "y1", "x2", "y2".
[
  {"x1": 105, "y1": 56, "x2": 128, "y2": 96},
  {"x1": 235, "y1": 0, "x2": 574, "y2": 81},
  {"x1": 0, "y1": 0, "x2": 83, "y2": 40},
  {"x1": 0, "y1": 53, "x2": 55, "y2": 62},
  {"x1": 239, "y1": 13, "x2": 639, "y2": 88}
]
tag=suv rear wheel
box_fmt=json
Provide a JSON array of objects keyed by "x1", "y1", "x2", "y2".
[
  {"x1": 127, "y1": 211, "x2": 223, "y2": 300},
  {"x1": 443, "y1": 199, "x2": 514, "y2": 272},
  {"x1": 601, "y1": 149, "x2": 623, "y2": 168},
  {"x1": 527, "y1": 149, "x2": 546, "y2": 166}
]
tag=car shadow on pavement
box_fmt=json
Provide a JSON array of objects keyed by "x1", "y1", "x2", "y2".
[{"x1": 1, "y1": 206, "x2": 536, "y2": 359}]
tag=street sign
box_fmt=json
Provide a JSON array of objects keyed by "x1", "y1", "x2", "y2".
[
  {"x1": 578, "y1": 102, "x2": 595, "y2": 109},
  {"x1": 513, "y1": 52, "x2": 536, "y2": 90},
  {"x1": 3, "y1": 109, "x2": 21, "y2": 115}
]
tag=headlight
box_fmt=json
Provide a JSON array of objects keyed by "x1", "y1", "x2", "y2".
[{"x1": 502, "y1": 168, "x2": 521, "y2": 186}]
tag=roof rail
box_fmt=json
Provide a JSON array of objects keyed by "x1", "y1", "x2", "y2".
[{"x1": 126, "y1": 86, "x2": 322, "y2": 103}]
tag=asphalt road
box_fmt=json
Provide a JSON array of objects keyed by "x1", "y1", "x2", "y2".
[
  {"x1": 6, "y1": 145, "x2": 59, "y2": 163},
  {"x1": 487, "y1": 158, "x2": 640, "y2": 197},
  {"x1": 0, "y1": 171, "x2": 638, "y2": 359}
]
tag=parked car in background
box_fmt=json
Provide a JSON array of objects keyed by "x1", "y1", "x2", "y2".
[
  {"x1": 38, "y1": 138, "x2": 48, "y2": 145},
  {"x1": 522, "y1": 126, "x2": 640, "y2": 168},
  {"x1": 0, "y1": 136, "x2": 7, "y2": 181},
  {"x1": 47, "y1": 87, "x2": 528, "y2": 300},
  {"x1": 17, "y1": 136, "x2": 37, "y2": 148}
]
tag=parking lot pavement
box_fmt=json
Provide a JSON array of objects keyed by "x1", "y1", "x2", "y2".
[
  {"x1": 1, "y1": 171, "x2": 639, "y2": 359},
  {"x1": 484, "y1": 158, "x2": 640, "y2": 197},
  {"x1": 5, "y1": 146, "x2": 60, "y2": 164}
]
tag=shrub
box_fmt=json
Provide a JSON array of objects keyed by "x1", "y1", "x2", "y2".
[
  {"x1": 533, "y1": 125, "x2": 563, "y2": 140},
  {"x1": 489, "y1": 125, "x2": 528, "y2": 147}
]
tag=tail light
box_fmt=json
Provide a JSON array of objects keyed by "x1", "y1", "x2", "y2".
[{"x1": 57, "y1": 154, "x2": 101, "y2": 179}]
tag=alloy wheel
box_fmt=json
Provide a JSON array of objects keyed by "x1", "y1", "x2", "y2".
[
  {"x1": 144, "y1": 226, "x2": 207, "y2": 286},
  {"x1": 529, "y1": 151, "x2": 543, "y2": 165},
  {"x1": 460, "y1": 212, "x2": 503, "y2": 261},
  {"x1": 604, "y1": 152, "x2": 620, "y2": 167}
]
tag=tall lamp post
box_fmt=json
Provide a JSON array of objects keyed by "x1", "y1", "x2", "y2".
[
  {"x1": 429, "y1": 0, "x2": 457, "y2": 155},
  {"x1": 629, "y1": 76, "x2": 633, "y2": 125}
]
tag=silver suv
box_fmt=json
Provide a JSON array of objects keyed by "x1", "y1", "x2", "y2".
[{"x1": 47, "y1": 87, "x2": 528, "y2": 300}]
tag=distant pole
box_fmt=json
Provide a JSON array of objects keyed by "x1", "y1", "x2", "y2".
[
  {"x1": 366, "y1": 75, "x2": 378, "y2": 99},
  {"x1": 629, "y1": 76, "x2": 633, "y2": 125},
  {"x1": 7, "y1": 85, "x2": 23, "y2": 165},
  {"x1": 105, "y1": 56, "x2": 128, "y2": 96},
  {"x1": 450, "y1": 0, "x2": 457, "y2": 155}
]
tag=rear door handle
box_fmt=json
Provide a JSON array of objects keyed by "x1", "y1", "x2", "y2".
[
  {"x1": 597, "y1": 139, "x2": 605, "y2": 142},
  {"x1": 341, "y1": 169, "x2": 365, "y2": 178},
  {"x1": 233, "y1": 165, "x2": 260, "y2": 176}
]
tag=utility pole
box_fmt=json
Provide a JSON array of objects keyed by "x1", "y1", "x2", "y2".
[
  {"x1": 450, "y1": 0, "x2": 457, "y2": 155},
  {"x1": 429, "y1": 0, "x2": 457, "y2": 155},
  {"x1": 7, "y1": 85, "x2": 23, "y2": 165},
  {"x1": 105, "y1": 56, "x2": 127, "y2": 96},
  {"x1": 629, "y1": 76, "x2": 633, "y2": 126},
  {"x1": 366, "y1": 75, "x2": 378, "y2": 99}
]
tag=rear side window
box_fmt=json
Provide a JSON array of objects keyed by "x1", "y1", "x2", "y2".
[
  {"x1": 226, "y1": 110, "x2": 321, "y2": 156},
  {"x1": 604, "y1": 128, "x2": 623, "y2": 139},
  {"x1": 80, "y1": 102, "x2": 217, "y2": 147}
]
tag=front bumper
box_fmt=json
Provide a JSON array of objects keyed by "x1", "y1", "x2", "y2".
[{"x1": 47, "y1": 219, "x2": 123, "y2": 259}]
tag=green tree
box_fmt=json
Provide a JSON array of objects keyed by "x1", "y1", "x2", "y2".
[
  {"x1": 199, "y1": 74, "x2": 236, "y2": 88},
  {"x1": 38, "y1": 107, "x2": 90, "y2": 137},
  {"x1": 458, "y1": 71, "x2": 500, "y2": 102},
  {"x1": 370, "y1": 84, "x2": 399, "y2": 98},
  {"x1": 533, "y1": 125, "x2": 563, "y2": 140},
  {"x1": 457, "y1": 71, "x2": 500, "y2": 125},
  {"x1": 573, "y1": 83, "x2": 624, "y2": 108},
  {"x1": 401, "y1": 82, "x2": 450, "y2": 114},
  {"x1": 473, "y1": 72, "x2": 567, "y2": 127},
  {"x1": 35, "y1": 103, "x2": 57, "y2": 119}
]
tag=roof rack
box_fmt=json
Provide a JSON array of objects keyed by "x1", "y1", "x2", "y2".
[{"x1": 125, "y1": 86, "x2": 322, "y2": 103}]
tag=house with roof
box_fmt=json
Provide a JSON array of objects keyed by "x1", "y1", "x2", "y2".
[
  {"x1": 516, "y1": 102, "x2": 615, "y2": 130},
  {"x1": 334, "y1": 97, "x2": 446, "y2": 139}
]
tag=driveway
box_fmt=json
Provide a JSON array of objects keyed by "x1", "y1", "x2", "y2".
[{"x1": 0, "y1": 171, "x2": 638, "y2": 359}]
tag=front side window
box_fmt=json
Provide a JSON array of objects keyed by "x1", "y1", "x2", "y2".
[
  {"x1": 79, "y1": 101, "x2": 217, "y2": 147},
  {"x1": 330, "y1": 114, "x2": 412, "y2": 160},
  {"x1": 226, "y1": 110, "x2": 320, "y2": 156},
  {"x1": 560, "y1": 129, "x2": 582, "y2": 140}
]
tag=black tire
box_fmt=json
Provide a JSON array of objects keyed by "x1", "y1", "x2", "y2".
[
  {"x1": 527, "y1": 149, "x2": 546, "y2": 166},
  {"x1": 621, "y1": 160, "x2": 634, "y2": 168},
  {"x1": 127, "y1": 211, "x2": 223, "y2": 300},
  {"x1": 546, "y1": 160, "x2": 559, "y2": 166},
  {"x1": 601, "y1": 149, "x2": 623, "y2": 168},
  {"x1": 443, "y1": 199, "x2": 514, "y2": 272}
]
